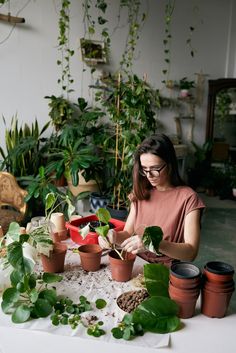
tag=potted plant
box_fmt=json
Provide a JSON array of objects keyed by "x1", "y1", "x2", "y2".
[
  {"x1": 95, "y1": 73, "x2": 161, "y2": 219},
  {"x1": 178, "y1": 77, "x2": 195, "y2": 97},
  {"x1": 45, "y1": 97, "x2": 106, "y2": 197}
]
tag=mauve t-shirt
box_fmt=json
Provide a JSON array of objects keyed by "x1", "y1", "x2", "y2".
[{"x1": 133, "y1": 186, "x2": 205, "y2": 265}]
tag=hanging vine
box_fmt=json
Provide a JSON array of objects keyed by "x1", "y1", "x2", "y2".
[
  {"x1": 57, "y1": 0, "x2": 74, "y2": 96},
  {"x1": 162, "y1": 0, "x2": 175, "y2": 85},
  {"x1": 82, "y1": 0, "x2": 110, "y2": 71},
  {"x1": 119, "y1": 0, "x2": 146, "y2": 74}
]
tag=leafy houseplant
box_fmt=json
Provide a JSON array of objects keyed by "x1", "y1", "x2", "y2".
[
  {"x1": 95, "y1": 73, "x2": 161, "y2": 211},
  {"x1": 0, "y1": 115, "x2": 50, "y2": 178},
  {"x1": 45, "y1": 97, "x2": 106, "y2": 190}
]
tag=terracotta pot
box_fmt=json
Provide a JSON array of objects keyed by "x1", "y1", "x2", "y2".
[
  {"x1": 41, "y1": 243, "x2": 67, "y2": 273},
  {"x1": 204, "y1": 261, "x2": 234, "y2": 283},
  {"x1": 171, "y1": 262, "x2": 201, "y2": 279},
  {"x1": 78, "y1": 244, "x2": 102, "y2": 272},
  {"x1": 109, "y1": 250, "x2": 136, "y2": 282},
  {"x1": 201, "y1": 287, "x2": 235, "y2": 318},
  {"x1": 169, "y1": 283, "x2": 200, "y2": 319},
  {"x1": 170, "y1": 274, "x2": 201, "y2": 289},
  {"x1": 169, "y1": 282, "x2": 200, "y2": 298},
  {"x1": 203, "y1": 281, "x2": 235, "y2": 293}
]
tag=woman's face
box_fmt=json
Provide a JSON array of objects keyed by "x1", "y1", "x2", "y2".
[{"x1": 140, "y1": 153, "x2": 170, "y2": 188}]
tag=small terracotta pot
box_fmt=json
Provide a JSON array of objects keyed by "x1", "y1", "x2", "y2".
[
  {"x1": 41, "y1": 243, "x2": 67, "y2": 273},
  {"x1": 170, "y1": 274, "x2": 201, "y2": 289},
  {"x1": 203, "y1": 280, "x2": 234, "y2": 293},
  {"x1": 169, "y1": 282, "x2": 200, "y2": 298},
  {"x1": 109, "y1": 250, "x2": 136, "y2": 282},
  {"x1": 169, "y1": 282, "x2": 200, "y2": 319},
  {"x1": 204, "y1": 261, "x2": 234, "y2": 283},
  {"x1": 78, "y1": 244, "x2": 102, "y2": 272},
  {"x1": 201, "y1": 287, "x2": 235, "y2": 318}
]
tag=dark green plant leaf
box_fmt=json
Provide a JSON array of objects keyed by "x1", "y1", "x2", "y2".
[
  {"x1": 144, "y1": 263, "x2": 169, "y2": 297},
  {"x1": 142, "y1": 226, "x2": 163, "y2": 254},
  {"x1": 29, "y1": 288, "x2": 38, "y2": 303},
  {"x1": 1, "y1": 287, "x2": 20, "y2": 313},
  {"x1": 7, "y1": 242, "x2": 34, "y2": 274},
  {"x1": 12, "y1": 304, "x2": 31, "y2": 323},
  {"x1": 42, "y1": 272, "x2": 63, "y2": 283},
  {"x1": 95, "y1": 298, "x2": 107, "y2": 309},
  {"x1": 10, "y1": 270, "x2": 22, "y2": 287},
  {"x1": 39, "y1": 289, "x2": 58, "y2": 306},
  {"x1": 133, "y1": 296, "x2": 180, "y2": 333},
  {"x1": 34, "y1": 298, "x2": 53, "y2": 318}
]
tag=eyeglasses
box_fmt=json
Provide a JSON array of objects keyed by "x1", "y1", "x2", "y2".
[{"x1": 139, "y1": 164, "x2": 166, "y2": 178}]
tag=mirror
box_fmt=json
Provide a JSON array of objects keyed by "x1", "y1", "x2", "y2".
[
  {"x1": 206, "y1": 78, "x2": 236, "y2": 164},
  {"x1": 206, "y1": 78, "x2": 236, "y2": 144}
]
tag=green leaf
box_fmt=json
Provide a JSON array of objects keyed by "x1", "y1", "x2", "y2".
[
  {"x1": 95, "y1": 224, "x2": 109, "y2": 237},
  {"x1": 42, "y1": 272, "x2": 63, "y2": 284},
  {"x1": 10, "y1": 270, "x2": 23, "y2": 287},
  {"x1": 111, "y1": 327, "x2": 123, "y2": 339},
  {"x1": 34, "y1": 298, "x2": 53, "y2": 318},
  {"x1": 95, "y1": 299, "x2": 107, "y2": 309},
  {"x1": 5, "y1": 222, "x2": 21, "y2": 241},
  {"x1": 1, "y1": 288, "x2": 20, "y2": 313},
  {"x1": 144, "y1": 263, "x2": 170, "y2": 297},
  {"x1": 29, "y1": 288, "x2": 38, "y2": 303},
  {"x1": 39, "y1": 289, "x2": 58, "y2": 306},
  {"x1": 12, "y1": 304, "x2": 31, "y2": 323},
  {"x1": 96, "y1": 208, "x2": 111, "y2": 224},
  {"x1": 45, "y1": 192, "x2": 56, "y2": 211},
  {"x1": 142, "y1": 226, "x2": 163, "y2": 254},
  {"x1": 132, "y1": 296, "x2": 180, "y2": 333},
  {"x1": 7, "y1": 242, "x2": 34, "y2": 274}
]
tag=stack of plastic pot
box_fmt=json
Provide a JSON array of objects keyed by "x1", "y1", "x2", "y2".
[
  {"x1": 201, "y1": 261, "x2": 235, "y2": 318},
  {"x1": 169, "y1": 262, "x2": 201, "y2": 319}
]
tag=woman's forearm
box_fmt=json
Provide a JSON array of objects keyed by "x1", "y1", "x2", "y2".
[{"x1": 159, "y1": 240, "x2": 198, "y2": 261}]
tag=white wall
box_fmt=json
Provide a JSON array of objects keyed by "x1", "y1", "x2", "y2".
[{"x1": 0, "y1": 0, "x2": 235, "y2": 150}]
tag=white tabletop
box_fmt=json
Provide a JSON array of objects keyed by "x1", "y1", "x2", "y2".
[{"x1": 0, "y1": 240, "x2": 235, "y2": 353}]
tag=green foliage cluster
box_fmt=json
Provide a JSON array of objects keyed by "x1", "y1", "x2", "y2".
[
  {"x1": 112, "y1": 263, "x2": 180, "y2": 339},
  {"x1": 95, "y1": 74, "x2": 161, "y2": 208}
]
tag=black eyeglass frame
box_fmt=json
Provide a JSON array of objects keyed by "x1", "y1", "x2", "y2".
[{"x1": 139, "y1": 163, "x2": 167, "y2": 177}]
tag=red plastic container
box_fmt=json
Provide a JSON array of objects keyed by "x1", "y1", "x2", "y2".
[{"x1": 66, "y1": 215, "x2": 125, "y2": 245}]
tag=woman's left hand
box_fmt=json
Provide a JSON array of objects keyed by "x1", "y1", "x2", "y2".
[{"x1": 121, "y1": 235, "x2": 146, "y2": 254}]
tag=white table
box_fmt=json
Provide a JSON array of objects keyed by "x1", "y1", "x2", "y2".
[{"x1": 0, "y1": 240, "x2": 235, "y2": 353}]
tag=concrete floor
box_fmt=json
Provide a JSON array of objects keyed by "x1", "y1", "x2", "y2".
[{"x1": 193, "y1": 193, "x2": 236, "y2": 312}]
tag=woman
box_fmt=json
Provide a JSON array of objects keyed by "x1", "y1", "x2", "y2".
[{"x1": 99, "y1": 134, "x2": 205, "y2": 266}]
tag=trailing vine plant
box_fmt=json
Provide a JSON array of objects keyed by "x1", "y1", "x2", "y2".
[
  {"x1": 162, "y1": 0, "x2": 175, "y2": 85},
  {"x1": 82, "y1": 0, "x2": 110, "y2": 72},
  {"x1": 57, "y1": 0, "x2": 74, "y2": 96},
  {"x1": 119, "y1": 0, "x2": 146, "y2": 73}
]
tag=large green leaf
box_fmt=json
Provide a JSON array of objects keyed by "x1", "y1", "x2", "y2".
[
  {"x1": 10, "y1": 269, "x2": 22, "y2": 287},
  {"x1": 12, "y1": 304, "x2": 31, "y2": 323},
  {"x1": 142, "y1": 226, "x2": 163, "y2": 254},
  {"x1": 38, "y1": 289, "x2": 57, "y2": 306},
  {"x1": 95, "y1": 224, "x2": 109, "y2": 237},
  {"x1": 7, "y1": 242, "x2": 34, "y2": 274},
  {"x1": 1, "y1": 288, "x2": 20, "y2": 313},
  {"x1": 144, "y1": 263, "x2": 170, "y2": 297},
  {"x1": 96, "y1": 208, "x2": 111, "y2": 224},
  {"x1": 34, "y1": 298, "x2": 53, "y2": 318},
  {"x1": 132, "y1": 296, "x2": 180, "y2": 333}
]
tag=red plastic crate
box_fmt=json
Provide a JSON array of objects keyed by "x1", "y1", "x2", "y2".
[{"x1": 66, "y1": 215, "x2": 125, "y2": 245}]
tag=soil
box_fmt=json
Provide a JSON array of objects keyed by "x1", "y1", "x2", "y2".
[
  {"x1": 79, "y1": 221, "x2": 115, "y2": 232},
  {"x1": 116, "y1": 289, "x2": 149, "y2": 313}
]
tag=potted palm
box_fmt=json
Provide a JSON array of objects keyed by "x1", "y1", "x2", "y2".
[{"x1": 95, "y1": 73, "x2": 161, "y2": 219}]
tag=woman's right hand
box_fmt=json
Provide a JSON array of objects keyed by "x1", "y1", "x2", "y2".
[{"x1": 98, "y1": 229, "x2": 117, "y2": 249}]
